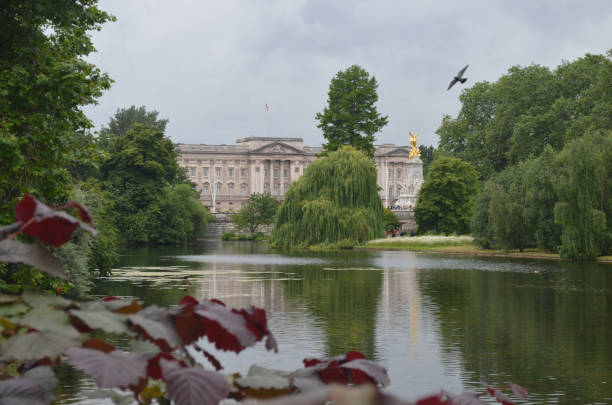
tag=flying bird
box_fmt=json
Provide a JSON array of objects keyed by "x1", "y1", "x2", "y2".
[{"x1": 447, "y1": 65, "x2": 469, "y2": 90}]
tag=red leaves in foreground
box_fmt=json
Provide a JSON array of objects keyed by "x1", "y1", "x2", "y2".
[
  {"x1": 14, "y1": 194, "x2": 97, "y2": 247},
  {"x1": 300, "y1": 351, "x2": 390, "y2": 387},
  {"x1": 176, "y1": 295, "x2": 278, "y2": 354},
  {"x1": 413, "y1": 383, "x2": 529, "y2": 405}
]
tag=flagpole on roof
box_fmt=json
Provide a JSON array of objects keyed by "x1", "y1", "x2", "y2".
[{"x1": 264, "y1": 99, "x2": 269, "y2": 137}]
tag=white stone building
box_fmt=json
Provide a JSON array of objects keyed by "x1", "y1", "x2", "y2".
[{"x1": 177, "y1": 137, "x2": 423, "y2": 213}]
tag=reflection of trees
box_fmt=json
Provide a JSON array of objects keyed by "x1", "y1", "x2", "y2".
[
  {"x1": 283, "y1": 266, "x2": 382, "y2": 359},
  {"x1": 418, "y1": 262, "x2": 612, "y2": 403}
]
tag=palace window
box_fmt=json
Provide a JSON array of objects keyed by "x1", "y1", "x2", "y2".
[
  {"x1": 273, "y1": 168, "x2": 279, "y2": 177},
  {"x1": 388, "y1": 169, "x2": 392, "y2": 179},
  {"x1": 228, "y1": 168, "x2": 234, "y2": 177},
  {"x1": 215, "y1": 167, "x2": 221, "y2": 177},
  {"x1": 228, "y1": 183, "x2": 234, "y2": 196},
  {"x1": 190, "y1": 167, "x2": 196, "y2": 177},
  {"x1": 264, "y1": 169, "x2": 268, "y2": 177},
  {"x1": 264, "y1": 183, "x2": 269, "y2": 193},
  {"x1": 203, "y1": 167, "x2": 209, "y2": 177},
  {"x1": 241, "y1": 184, "x2": 247, "y2": 196},
  {"x1": 283, "y1": 169, "x2": 288, "y2": 178},
  {"x1": 241, "y1": 168, "x2": 246, "y2": 177},
  {"x1": 202, "y1": 184, "x2": 209, "y2": 196},
  {"x1": 216, "y1": 183, "x2": 221, "y2": 194},
  {"x1": 388, "y1": 188, "x2": 392, "y2": 197},
  {"x1": 397, "y1": 168, "x2": 402, "y2": 179},
  {"x1": 273, "y1": 184, "x2": 279, "y2": 195}
]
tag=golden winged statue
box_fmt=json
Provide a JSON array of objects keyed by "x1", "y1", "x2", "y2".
[{"x1": 409, "y1": 131, "x2": 421, "y2": 160}]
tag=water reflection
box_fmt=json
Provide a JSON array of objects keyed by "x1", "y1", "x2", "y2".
[{"x1": 78, "y1": 243, "x2": 612, "y2": 405}]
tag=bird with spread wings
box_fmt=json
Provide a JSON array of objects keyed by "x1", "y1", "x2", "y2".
[{"x1": 447, "y1": 65, "x2": 469, "y2": 90}]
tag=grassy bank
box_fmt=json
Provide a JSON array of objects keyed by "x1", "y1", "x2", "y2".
[
  {"x1": 364, "y1": 235, "x2": 612, "y2": 262},
  {"x1": 366, "y1": 235, "x2": 475, "y2": 250}
]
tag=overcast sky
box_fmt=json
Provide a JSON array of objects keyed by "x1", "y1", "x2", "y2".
[{"x1": 83, "y1": 0, "x2": 612, "y2": 147}]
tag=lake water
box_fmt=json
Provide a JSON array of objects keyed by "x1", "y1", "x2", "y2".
[{"x1": 57, "y1": 241, "x2": 612, "y2": 404}]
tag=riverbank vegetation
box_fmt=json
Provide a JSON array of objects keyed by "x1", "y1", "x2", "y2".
[{"x1": 416, "y1": 50, "x2": 612, "y2": 260}]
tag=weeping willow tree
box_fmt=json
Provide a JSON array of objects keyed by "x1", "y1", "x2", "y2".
[{"x1": 271, "y1": 146, "x2": 384, "y2": 248}]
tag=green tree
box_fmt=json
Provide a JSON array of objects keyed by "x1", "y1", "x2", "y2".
[
  {"x1": 554, "y1": 132, "x2": 611, "y2": 259},
  {"x1": 315, "y1": 65, "x2": 388, "y2": 159},
  {"x1": 523, "y1": 147, "x2": 561, "y2": 251},
  {"x1": 232, "y1": 193, "x2": 280, "y2": 235},
  {"x1": 98, "y1": 105, "x2": 169, "y2": 150},
  {"x1": 414, "y1": 156, "x2": 479, "y2": 234},
  {"x1": 0, "y1": 0, "x2": 114, "y2": 223},
  {"x1": 383, "y1": 208, "x2": 400, "y2": 231},
  {"x1": 487, "y1": 166, "x2": 530, "y2": 251},
  {"x1": 437, "y1": 51, "x2": 612, "y2": 180},
  {"x1": 101, "y1": 123, "x2": 209, "y2": 243},
  {"x1": 472, "y1": 151, "x2": 561, "y2": 252},
  {"x1": 419, "y1": 145, "x2": 436, "y2": 179},
  {"x1": 271, "y1": 146, "x2": 384, "y2": 248}
]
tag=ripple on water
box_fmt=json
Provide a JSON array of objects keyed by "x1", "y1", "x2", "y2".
[{"x1": 174, "y1": 254, "x2": 328, "y2": 265}]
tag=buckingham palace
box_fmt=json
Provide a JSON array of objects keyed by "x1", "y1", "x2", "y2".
[{"x1": 177, "y1": 137, "x2": 423, "y2": 213}]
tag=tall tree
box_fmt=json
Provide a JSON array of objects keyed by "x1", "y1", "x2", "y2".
[
  {"x1": 418, "y1": 145, "x2": 436, "y2": 179},
  {"x1": 98, "y1": 105, "x2": 169, "y2": 150},
  {"x1": 554, "y1": 132, "x2": 611, "y2": 259},
  {"x1": 0, "y1": 0, "x2": 113, "y2": 223},
  {"x1": 232, "y1": 193, "x2": 279, "y2": 235},
  {"x1": 414, "y1": 156, "x2": 479, "y2": 235},
  {"x1": 100, "y1": 123, "x2": 210, "y2": 243},
  {"x1": 315, "y1": 65, "x2": 388, "y2": 159}
]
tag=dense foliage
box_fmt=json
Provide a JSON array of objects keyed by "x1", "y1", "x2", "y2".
[
  {"x1": 0, "y1": 0, "x2": 116, "y2": 294},
  {"x1": 554, "y1": 132, "x2": 611, "y2": 259},
  {"x1": 414, "y1": 156, "x2": 479, "y2": 235},
  {"x1": 100, "y1": 120, "x2": 211, "y2": 244},
  {"x1": 437, "y1": 51, "x2": 612, "y2": 259},
  {"x1": 469, "y1": 129, "x2": 611, "y2": 259},
  {"x1": 0, "y1": 195, "x2": 528, "y2": 405},
  {"x1": 418, "y1": 145, "x2": 436, "y2": 179},
  {"x1": 437, "y1": 51, "x2": 612, "y2": 180},
  {"x1": 383, "y1": 208, "x2": 400, "y2": 231},
  {"x1": 231, "y1": 193, "x2": 279, "y2": 235},
  {"x1": 0, "y1": 0, "x2": 114, "y2": 223},
  {"x1": 271, "y1": 146, "x2": 384, "y2": 248},
  {"x1": 98, "y1": 105, "x2": 169, "y2": 150},
  {"x1": 315, "y1": 65, "x2": 389, "y2": 159}
]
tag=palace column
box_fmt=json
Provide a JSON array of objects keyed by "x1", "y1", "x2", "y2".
[
  {"x1": 271, "y1": 159, "x2": 276, "y2": 195},
  {"x1": 279, "y1": 159, "x2": 284, "y2": 195},
  {"x1": 260, "y1": 160, "x2": 265, "y2": 194}
]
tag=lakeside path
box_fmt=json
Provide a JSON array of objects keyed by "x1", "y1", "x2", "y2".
[{"x1": 361, "y1": 235, "x2": 612, "y2": 263}]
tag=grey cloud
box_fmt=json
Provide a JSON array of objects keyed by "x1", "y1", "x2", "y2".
[{"x1": 84, "y1": 0, "x2": 612, "y2": 148}]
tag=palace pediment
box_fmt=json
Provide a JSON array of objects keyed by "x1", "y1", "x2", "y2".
[
  {"x1": 383, "y1": 147, "x2": 412, "y2": 157},
  {"x1": 251, "y1": 142, "x2": 304, "y2": 155}
]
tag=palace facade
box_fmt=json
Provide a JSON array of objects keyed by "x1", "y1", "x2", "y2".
[{"x1": 177, "y1": 137, "x2": 423, "y2": 213}]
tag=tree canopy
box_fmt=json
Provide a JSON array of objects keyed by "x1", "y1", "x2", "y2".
[
  {"x1": 232, "y1": 193, "x2": 279, "y2": 235},
  {"x1": 98, "y1": 105, "x2": 169, "y2": 150},
  {"x1": 271, "y1": 146, "x2": 384, "y2": 248},
  {"x1": 437, "y1": 51, "x2": 612, "y2": 180},
  {"x1": 100, "y1": 122, "x2": 210, "y2": 244},
  {"x1": 0, "y1": 0, "x2": 114, "y2": 223},
  {"x1": 315, "y1": 65, "x2": 388, "y2": 159},
  {"x1": 414, "y1": 155, "x2": 479, "y2": 235}
]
